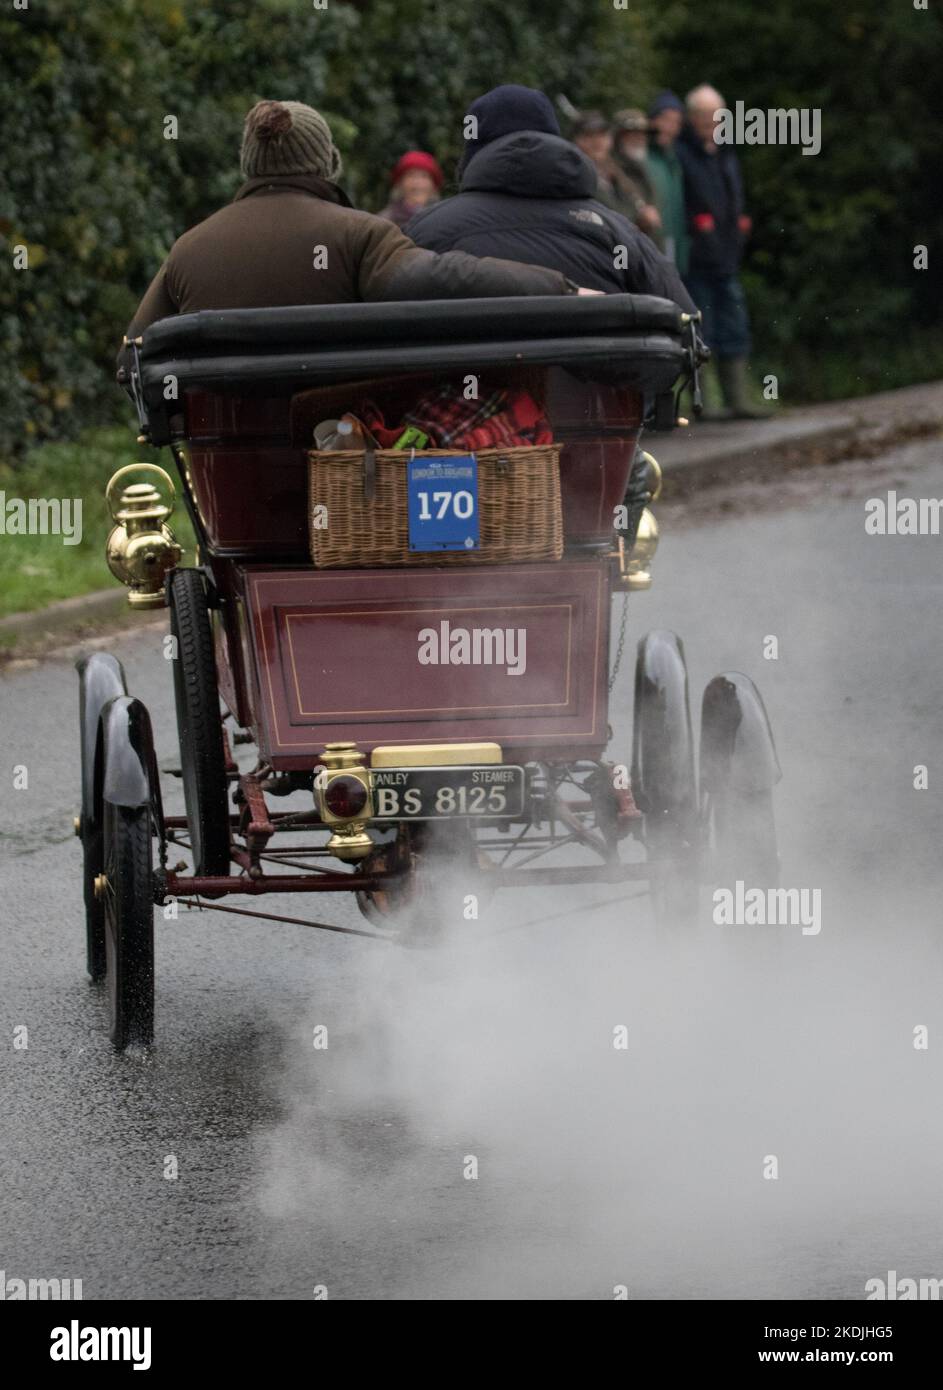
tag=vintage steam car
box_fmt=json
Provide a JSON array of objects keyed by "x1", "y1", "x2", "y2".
[{"x1": 76, "y1": 295, "x2": 779, "y2": 1046}]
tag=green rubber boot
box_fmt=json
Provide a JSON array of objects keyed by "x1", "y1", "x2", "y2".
[{"x1": 717, "y1": 357, "x2": 773, "y2": 420}]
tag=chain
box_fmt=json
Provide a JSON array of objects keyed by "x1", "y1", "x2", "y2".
[{"x1": 608, "y1": 590, "x2": 630, "y2": 692}]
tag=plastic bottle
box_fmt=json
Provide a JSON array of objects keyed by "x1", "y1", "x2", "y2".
[{"x1": 314, "y1": 418, "x2": 357, "y2": 450}]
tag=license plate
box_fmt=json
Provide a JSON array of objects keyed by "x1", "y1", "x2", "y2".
[
  {"x1": 407, "y1": 453, "x2": 480, "y2": 552},
  {"x1": 369, "y1": 764, "x2": 524, "y2": 820}
]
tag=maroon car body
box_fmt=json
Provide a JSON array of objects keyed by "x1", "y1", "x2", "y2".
[{"x1": 78, "y1": 294, "x2": 785, "y2": 1049}]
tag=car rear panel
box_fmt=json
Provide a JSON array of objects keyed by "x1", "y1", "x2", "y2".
[{"x1": 239, "y1": 560, "x2": 611, "y2": 769}]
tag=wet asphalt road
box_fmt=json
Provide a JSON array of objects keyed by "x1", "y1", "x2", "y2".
[{"x1": 2, "y1": 437, "x2": 942, "y2": 1301}]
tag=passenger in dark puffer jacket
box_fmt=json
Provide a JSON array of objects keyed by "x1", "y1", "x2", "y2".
[
  {"x1": 119, "y1": 97, "x2": 591, "y2": 380},
  {"x1": 407, "y1": 84, "x2": 696, "y2": 314}
]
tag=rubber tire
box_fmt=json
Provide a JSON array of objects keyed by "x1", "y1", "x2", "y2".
[
  {"x1": 646, "y1": 813, "x2": 700, "y2": 929},
  {"x1": 633, "y1": 634, "x2": 700, "y2": 929},
  {"x1": 77, "y1": 654, "x2": 127, "y2": 980},
  {"x1": 169, "y1": 569, "x2": 231, "y2": 876},
  {"x1": 81, "y1": 818, "x2": 106, "y2": 980},
  {"x1": 710, "y1": 787, "x2": 779, "y2": 890},
  {"x1": 103, "y1": 800, "x2": 155, "y2": 1048},
  {"x1": 355, "y1": 824, "x2": 485, "y2": 945}
]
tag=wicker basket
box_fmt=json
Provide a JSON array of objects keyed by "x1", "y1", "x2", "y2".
[{"x1": 308, "y1": 445, "x2": 563, "y2": 568}]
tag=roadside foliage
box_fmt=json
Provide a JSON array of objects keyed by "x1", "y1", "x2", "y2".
[{"x1": 2, "y1": 0, "x2": 941, "y2": 458}]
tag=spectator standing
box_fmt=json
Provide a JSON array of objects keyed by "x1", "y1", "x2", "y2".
[
  {"x1": 571, "y1": 112, "x2": 645, "y2": 227},
  {"x1": 646, "y1": 90, "x2": 690, "y2": 274},
  {"x1": 612, "y1": 108, "x2": 662, "y2": 244},
  {"x1": 378, "y1": 150, "x2": 444, "y2": 228},
  {"x1": 677, "y1": 83, "x2": 769, "y2": 419}
]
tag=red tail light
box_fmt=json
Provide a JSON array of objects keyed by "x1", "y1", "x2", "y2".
[{"x1": 323, "y1": 774, "x2": 368, "y2": 819}]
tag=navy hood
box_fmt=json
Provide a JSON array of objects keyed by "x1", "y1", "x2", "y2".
[
  {"x1": 459, "y1": 130, "x2": 597, "y2": 200},
  {"x1": 459, "y1": 84, "x2": 561, "y2": 175}
]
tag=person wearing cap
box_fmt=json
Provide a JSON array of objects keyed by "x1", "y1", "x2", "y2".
[
  {"x1": 407, "y1": 85, "x2": 694, "y2": 310},
  {"x1": 378, "y1": 150, "x2": 444, "y2": 229},
  {"x1": 119, "y1": 99, "x2": 595, "y2": 369},
  {"x1": 570, "y1": 111, "x2": 644, "y2": 226},
  {"x1": 612, "y1": 109, "x2": 662, "y2": 243},
  {"x1": 676, "y1": 83, "x2": 768, "y2": 419},
  {"x1": 646, "y1": 91, "x2": 690, "y2": 274}
]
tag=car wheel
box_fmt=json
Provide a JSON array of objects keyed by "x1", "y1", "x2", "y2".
[
  {"x1": 77, "y1": 653, "x2": 128, "y2": 980},
  {"x1": 708, "y1": 787, "x2": 779, "y2": 890},
  {"x1": 80, "y1": 817, "x2": 107, "y2": 981},
  {"x1": 102, "y1": 799, "x2": 155, "y2": 1048},
  {"x1": 633, "y1": 631, "x2": 700, "y2": 928},
  {"x1": 169, "y1": 568, "x2": 231, "y2": 876}
]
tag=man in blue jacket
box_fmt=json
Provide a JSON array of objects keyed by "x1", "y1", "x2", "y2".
[
  {"x1": 676, "y1": 84, "x2": 768, "y2": 418},
  {"x1": 406, "y1": 84, "x2": 695, "y2": 313}
]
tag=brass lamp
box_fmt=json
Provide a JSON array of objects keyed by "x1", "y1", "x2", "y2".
[
  {"x1": 623, "y1": 507, "x2": 659, "y2": 590},
  {"x1": 316, "y1": 743, "x2": 373, "y2": 862},
  {"x1": 104, "y1": 464, "x2": 182, "y2": 609},
  {"x1": 615, "y1": 451, "x2": 662, "y2": 591}
]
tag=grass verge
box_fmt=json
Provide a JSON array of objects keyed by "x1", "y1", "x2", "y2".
[{"x1": 0, "y1": 427, "x2": 195, "y2": 620}]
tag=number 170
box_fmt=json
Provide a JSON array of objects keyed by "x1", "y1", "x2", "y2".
[{"x1": 417, "y1": 490, "x2": 474, "y2": 520}]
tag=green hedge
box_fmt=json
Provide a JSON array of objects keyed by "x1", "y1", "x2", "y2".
[
  {"x1": 0, "y1": 0, "x2": 653, "y2": 459},
  {"x1": 2, "y1": 0, "x2": 940, "y2": 458}
]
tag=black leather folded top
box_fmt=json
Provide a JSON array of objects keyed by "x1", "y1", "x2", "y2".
[
  {"x1": 139, "y1": 294, "x2": 684, "y2": 359},
  {"x1": 130, "y1": 296, "x2": 688, "y2": 443}
]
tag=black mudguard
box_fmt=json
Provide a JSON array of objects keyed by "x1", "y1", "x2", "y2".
[
  {"x1": 99, "y1": 696, "x2": 164, "y2": 830},
  {"x1": 631, "y1": 629, "x2": 697, "y2": 815},
  {"x1": 77, "y1": 653, "x2": 128, "y2": 834},
  {"x1": 700, "y1": 672, "x2": 781, "y2": 796}
]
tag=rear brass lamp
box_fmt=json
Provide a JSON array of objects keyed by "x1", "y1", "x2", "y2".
[
  {"x1": 623, "y1": 507, "x2": 660, "y2": 590},
  {"x1": 616, "y1": 451, "x2": 662, "y2": 591},
  {"x1": 104, "y1": 464, "x2": 182, "y2": 609},
  {"x1": 316, "y1": 743, "x2": 373, "y2": 862}
]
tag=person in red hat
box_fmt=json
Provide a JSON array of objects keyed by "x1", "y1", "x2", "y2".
[{"x1": 378, "y1": 150, "x2": 444, "y2": 228}]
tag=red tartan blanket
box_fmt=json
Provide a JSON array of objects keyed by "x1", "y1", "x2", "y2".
[{"x1": 360, "y1": 384, "x2": 552, "y2": 450}]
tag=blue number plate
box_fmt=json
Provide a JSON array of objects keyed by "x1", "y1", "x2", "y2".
[{"x1": 407, "y1": 454, "x2": 479, "y2": 552}]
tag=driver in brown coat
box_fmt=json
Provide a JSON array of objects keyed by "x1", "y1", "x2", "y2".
[{"x1": 118, "y1": 99, "x2": 592, "y2": 378}]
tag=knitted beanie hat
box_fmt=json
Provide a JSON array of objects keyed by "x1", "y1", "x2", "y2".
[
  {"x1": 390, "y1": 150, "x2": 444, "y2": 189},
  {"x1": 240, "y1": 100, "x2": 343, "y2": 181},
  {"x1": 459, "y1": 84, "x2": 560, "y2": 174}
]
